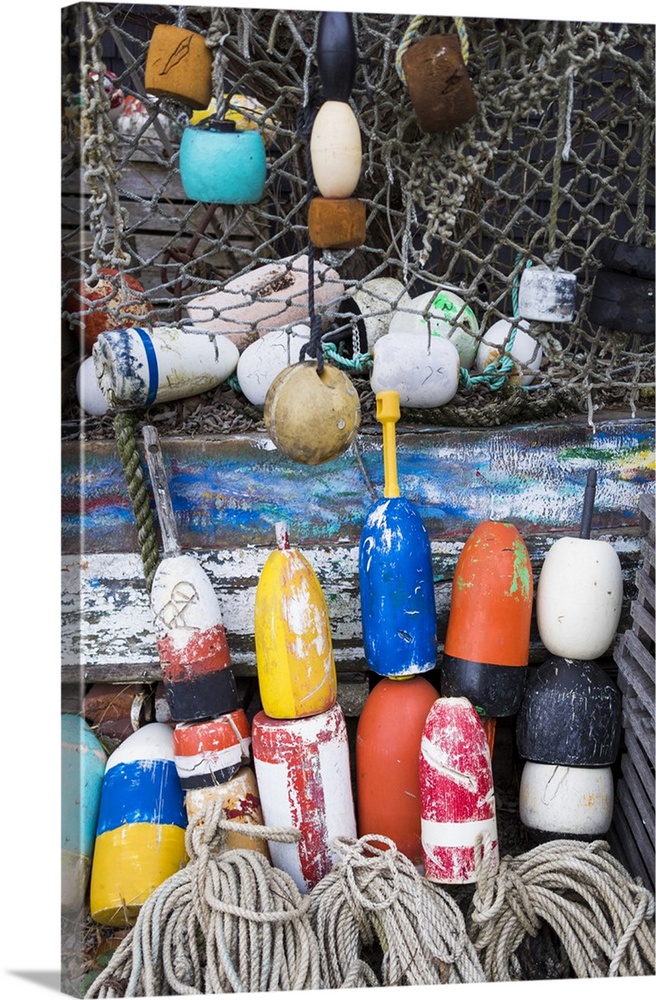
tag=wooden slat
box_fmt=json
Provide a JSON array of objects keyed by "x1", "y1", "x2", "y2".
[
  {"x1": 623, "y1": 729, "x2": 656, "y2": 809},
  {"x1": 608, "y1": 793, "x2": 655, "y2": 891},
  {"x1": 614, "y1": 779, "x2": 656, "y2": 880},
  {"x1": 620, "y1": 754, "x2": 655, "y2": 845}
]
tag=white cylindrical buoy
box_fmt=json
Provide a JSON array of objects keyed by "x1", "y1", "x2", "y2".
[
  {"x1": 536, "y1": 536, "x2": 624, "y2": 660},
  {"x1": 150, "y1": 553, "x2": 238, "y2": 722},
  {"x1": 389, "y1": 287, "x2": 480, "y2": 369},
  {"x1": 309, "y1": 100, "x2": 362, "y2": 199},
  {"x1": 236, "y1": 325, "x2": 310, "y2": 406},
  {"x1": 173, "y1": 709, "x2": 252, "y2": 790},
  {"x1": 185, "y1": 254, "x2": 344, "y2": 350},
  {"x1": 419, "y1": 697, "x2": 499, "y2": 884},
  {"x1": 76, "y1": 356, "x2": 110, "y2": 416},
  {"x1": 93, "y1": 326, "x2": 239, "y2": 409},
  {"x1": 370, "y1": 330, "x2": 460, "y2": 407},
  {"x1": 61, "y1": 714, "x2": 107, "y2": 912},
  {"x1": 475, "y1": 318, "x2": 542, "y2": 385},
  {"x1": 518, "y1": 264, "x2": 577, "y2": 322},
  {"x1": 251, "y1": 703, "x2": 357, "y2": 892},
  {"x1": 185, "y1": 766, "x2": 270, "y2": 857},
  {"x1": 89, "y1": 723, "x2": 187, "y2": 926},
  {"x1": 519, "y1": 761, "x2": 614, "y2": 842}
]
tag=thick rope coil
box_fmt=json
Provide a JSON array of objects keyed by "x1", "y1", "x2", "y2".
[
  {"x1": 467, "y1": 837, "x2": 656, "y2": 981},
  {"x1": 85, "y1": 801, "x2": 322, "y2": 997},
  {"x1": 112, "y1": 411, "x2": 160, "y2": 592},
  {"x1": 306, "y1": 834, "x2": 487, "y2": 988}
]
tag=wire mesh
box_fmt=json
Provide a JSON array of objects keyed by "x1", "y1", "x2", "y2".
[{"x1": 61, "y1": 4, "x2": 655, "y2": 438}]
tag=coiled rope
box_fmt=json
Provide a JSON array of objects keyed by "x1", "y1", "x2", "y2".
[
  {"x1": 467, "y1": 837, "x2": 656, "y2": 980},
  {"x1": 306, "y1": 834, "x2": 487, "y2": 988},
  {"x1": 85, "y1": 802, "x2": 322, "y2": 997}
]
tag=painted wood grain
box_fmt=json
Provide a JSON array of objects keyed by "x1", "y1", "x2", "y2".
[{"x1": 62, "y1": 416, "x2": 655, "y2": 555}]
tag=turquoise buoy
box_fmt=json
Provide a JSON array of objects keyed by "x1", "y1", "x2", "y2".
[
  {"x1": 179, "y1": 119, "x2": 267, "y2": 204},
  {"x1": 61, "y1": 714, "x2": 107, "y2": 912}
]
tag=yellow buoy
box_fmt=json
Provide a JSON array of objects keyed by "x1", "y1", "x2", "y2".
[{"x1": 254, "y1": 522, "x2": 337, "y2": 719}]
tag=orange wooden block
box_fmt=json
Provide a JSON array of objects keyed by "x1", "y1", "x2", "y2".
[
  {"x1": 308, "y1": 197, "x2": 366, "y2": 249},
  {"x1": 145, "y1": 24, "x2": 213, "y2": 110}
]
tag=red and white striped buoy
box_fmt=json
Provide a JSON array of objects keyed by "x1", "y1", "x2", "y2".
[
  {"x1": 172, "y1": 709, "x2": 251, "y2": 790},
  {"x1": 251, "y1": 702, "x2": 356, "y2": 892},
  {"x1": 419, "y1": 696, "x2": 498, "y2": 884}
]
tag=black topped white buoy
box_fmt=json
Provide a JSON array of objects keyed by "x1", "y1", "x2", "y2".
[{"x1": 516, "y1": 656, "x2": 622, "y2": 767}]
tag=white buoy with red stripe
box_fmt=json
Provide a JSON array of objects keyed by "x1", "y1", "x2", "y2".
[
  {"x1": 419, "y1": 696, "x2": 499, "y2": 884},
  {"x1": 172, "y1": 708, "x2": 252, "y2": 789},
  {"x1": 251, "y1": 702, "x2": 356, "y2": 892},
  {"x1": 144, "y1": 425, "x2": 239, "y2": 722},
  {"x1": 536, "y1": 469, "x2": 624, "y2": 660}
]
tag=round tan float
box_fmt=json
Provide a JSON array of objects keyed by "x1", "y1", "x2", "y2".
[{"x1": 264, "y1": 361, "x2": 361, "y2": 465}]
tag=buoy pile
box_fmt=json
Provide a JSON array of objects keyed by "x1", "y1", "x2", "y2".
[
  {"x1": 517, "y1": 469, "x2": 624, "y2": 843},
  {"x1": 252, "y1": 521, "x2": 357, "y2": 892}
]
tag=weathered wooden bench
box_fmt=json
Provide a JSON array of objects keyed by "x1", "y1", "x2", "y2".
[{"x1": 62, "y1": 411, "x2": 655, "y2": 720}]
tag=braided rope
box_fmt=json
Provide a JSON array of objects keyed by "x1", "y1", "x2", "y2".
[
  {"x1": 468, "y1": 838, "x2": 656, "y2": 980},
  {"x1": 307, "y1": 834, "x2": 487, "y2": 988},
  {"x1": 112, "y1": 411, "x2": 160, "y2": 592},
  {"x1": 85, "y1": 802, "x2": 322, "y2": 997}
]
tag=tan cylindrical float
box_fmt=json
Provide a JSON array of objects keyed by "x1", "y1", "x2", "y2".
[
  {"x1": 308, "y1": 197, "x2": 366, "y2": 249},
  {"x1": 251, "y1": 703, "x2": 357, "y2": 892},
  {"x1": 185, "y1": 766, "x2": 270, "y2": 858},
  {"x1": 144, "y1": 24, "x2": 213, "y2": 110}
]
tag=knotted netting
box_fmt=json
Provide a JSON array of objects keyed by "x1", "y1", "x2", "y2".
[{"x1": 61, "y1": 4, "x2": 654, "y2": 439}]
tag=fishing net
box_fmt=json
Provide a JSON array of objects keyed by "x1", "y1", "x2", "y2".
[{"x1": 61, "y1": 4, "x2": 655, "y2": 440}]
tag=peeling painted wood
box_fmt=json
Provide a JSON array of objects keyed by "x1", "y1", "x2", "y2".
[{"x1": 61, "y1": 415, "x2": 655, "y2": 555}]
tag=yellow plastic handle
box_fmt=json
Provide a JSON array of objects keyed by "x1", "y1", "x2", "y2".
[{"x1": 376, "y1": 391, "x2": 400, "y2": 498}]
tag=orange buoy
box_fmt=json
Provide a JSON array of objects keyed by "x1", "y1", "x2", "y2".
[
  {"x1": 356, "y1": 676, "x2": 438, "y2": 863},
  {"x1": 419, "y1": 696, "x2": 499, "y2": 884},
  {"x1": 441, "y1": 520, "x2": 534, "y2": 717}
]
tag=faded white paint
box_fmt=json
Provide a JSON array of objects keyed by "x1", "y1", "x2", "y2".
[
  {"x1": 150, "y1": 554, "x2": 224, "y2": 646},
  {"x1": 519, "y1": 762, "x2": 614, "y2": 835}
]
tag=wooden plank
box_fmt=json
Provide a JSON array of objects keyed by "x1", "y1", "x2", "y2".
[
  {"x1": 620, "y1": 753, "x2": 655, "y2": 844},
  {"x1": 608, "y1": 792, "x2": 655, "y2": 891},
  {"x1": 614, "y1": 779, "x2": 656, "y2": 880},
  {"x1": 635, "y1": 565, "x2": 655, "y2": 614},
  {"x1": 622, "y1": 628, "x2": 656, "y2": 687},
  {"x1": 623, "y1": 729, "x2": 656, "y2": 808},
  {"x1": 630, "y1": 598, "x2": 656, "y2": 651},
  {"x1": 61, "y1": 416, "x2": 655, "y2": 555}
]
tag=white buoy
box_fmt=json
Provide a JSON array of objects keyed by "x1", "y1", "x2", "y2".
[
  {"x1": 76, "y1": 356, "x2": 110, "y2": 416},
  {"x1": 536, "y1": 536, "x2": 624, "y2": 659},
  {"x1": 93, "y1": 326, "x2": 239, "y2": 409},
  {"x1": 336, "y1": 276, "x2": 405, "y2": 350},
  {"x1": 309, "y1": 100, "x2": 362, "y2": 199},
  {"x1": 536, "y1": 468, "x2": 624, "y2": 660},
  {"x1": 370, "y1": 331, "x2": 460, "y2": 407},
  {"x1": 389, "y1": 287, "x2": 480, "y2": 369},
  {"x1": 185, "y1": 254, "x2": 344, "y2": 350},
  {"x1": 518, "y1": 264, "x2": 577, "y2": 323},
  {"x1": 237, "y1": 325, "x2": 310, "y2": 406},
  {"x1": 519, "y1": 761, "x2": 614, "y2": 841},
  {"x1": 475, "y1": 318, "x2": 542, "y2": 385}
]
